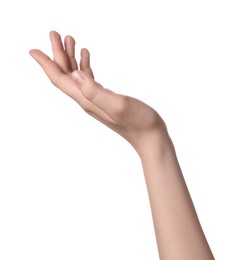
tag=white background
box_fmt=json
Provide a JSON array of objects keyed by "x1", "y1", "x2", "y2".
[{"x1": 0, "y1": 0, "x2": 231, "y2": 259}]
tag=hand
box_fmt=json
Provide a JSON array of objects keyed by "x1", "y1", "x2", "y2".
[{"x1": 29, "y1": 31, "x2": 167, "y2": 155}]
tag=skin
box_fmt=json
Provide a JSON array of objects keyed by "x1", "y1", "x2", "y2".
[{"x1": 30, "y1": 31, "x2": 214, "y2": 259}]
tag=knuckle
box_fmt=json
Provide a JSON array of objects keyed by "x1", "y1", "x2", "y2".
[
  {"x1": 49, "y1": 76, "x2": 59, "y2": 86},
  {"x1": 115, "y1": 95, "x2": 130, "y2": 115},
  {"x1": 49, "y1": 73, "x2": 64, "y2": 87},
  {"x1": 49, "y1": 77, "x2": 57, "y2": 86},
  {"x1": 83, "y1": 106, "x2": 91, "y2": 113},
  {"x1": 81, "y1": 100, "x2": 92, "y2": 114},
  {"x1": 82, "y1": 84, "x2": 98, "y2": 101},
  {"x1": 115, "y1": 95, "x2": 130, "y2": 119}
]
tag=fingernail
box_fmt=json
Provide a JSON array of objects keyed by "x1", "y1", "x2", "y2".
[{"x1": 72, "y1": 71, "x2": 85, "y2": 84}]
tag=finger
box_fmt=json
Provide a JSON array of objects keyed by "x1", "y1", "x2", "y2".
[
  {"x1": 50, "y1": 31, "x2": 64, "y2": 52},
  {"x1": 71, "y1": 70, "x2": 128, "y2": 121},
  {"x1": 29, "y1": 49, "x2": 115, "y2": 124},
  {"x1": 64, "y1": 35, "x2": 78, "y2": 71},
  {"x1": 80, "y1": 48, "x2": 94, "y2": 78},
  {"x1": 50, "y1": 31, "x2": 72, "y2": 73},
  {"x1": 29, "y1": 49, "x2": 82, "y2": 99}
]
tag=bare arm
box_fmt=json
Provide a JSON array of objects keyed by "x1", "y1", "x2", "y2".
[
  {"x1": 138, "y1": 132, "x2": 214, "y2": 259},
  {"x1": 29, "y1": 31, "x2": 214, "y2": 259}
]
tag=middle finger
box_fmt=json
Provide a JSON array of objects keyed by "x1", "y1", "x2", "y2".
[{"x1": 50, "y1": 31, "x2": 72, "y2": 73}]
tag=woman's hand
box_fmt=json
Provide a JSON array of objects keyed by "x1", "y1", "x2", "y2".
[
  {"x1": 30, "y1": 31, "x2": 167, "y2": 155},
  {"x1": 30, "y1": 31, "x2": 215, "y2": 260}
]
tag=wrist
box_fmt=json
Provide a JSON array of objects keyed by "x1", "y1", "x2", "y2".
[{"x1": 134, "y1": 128, "x2": 175, "y2": 163}]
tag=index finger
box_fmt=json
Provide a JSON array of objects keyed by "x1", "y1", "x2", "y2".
[{"x1": 29, "y1": 49, "x2": 82, "y2": 98}]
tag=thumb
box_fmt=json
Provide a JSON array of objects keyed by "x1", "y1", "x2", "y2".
[
  {"x1": 71, "y1": 70, "x2": 125, "y2": 117},
  {"x1": 71, "y1": 70, "x2": 99, "y2": 101}
]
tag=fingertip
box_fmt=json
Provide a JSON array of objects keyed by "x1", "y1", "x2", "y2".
[
  {"x1": 81, "y1": 48, "x2": 90, "y2": 56},
  {"x1": 29, "y1": 49, "x2": 39, "y2": 57},
  {"x1": 65, "y1": 35, "x2": 76, "y2": 45},
  {"x1": 49, "y1": 30, "x2": 61, "y2": 40},
  {"x1": 50, "y1": 30, "x2": 58, "y2": 35},
  {"x1": 64, "y1": 35, "x2": 76, "y2": 48},
  {"x1": 49, "y1": 30, "x2": 54, "y2": 40},
  {"x1": 80, "y1": 48, "x2": 90, "y2": 67},
  {"x1": 28, "y1": 49, "x2": 51, "y2": 66}
]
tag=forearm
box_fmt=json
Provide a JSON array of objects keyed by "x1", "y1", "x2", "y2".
[{"x1": 138, "y1": 131, "x2": 214, "y2": 260}]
